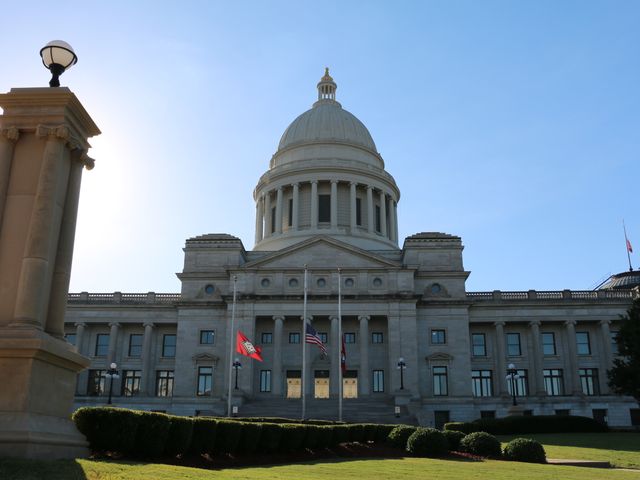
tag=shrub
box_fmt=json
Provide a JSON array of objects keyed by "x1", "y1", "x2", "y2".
[
  {"x1": 363, "y1": 424, "x2": 378, "y2": 442},
  {"x1": 72, "y1": 407, "x2": 140, "y2": 453},
  {"x1": 304, "y1": 425, "x2": 321, "y2": 449},
  {"x1": 442, "y1": 430, "x2": 465, "y2": 451},
  {"x1": 375, "y1": 424, "x2": 397, "y2": 443},
  {"x1": 238, "y1": 422, "x2": 262, "y2": 454},
  {"x1": 347, "y1": 424, "x2": 366, "y2": 443},
  {"x1": 164, "y1": 415, "x2": 194, "y2": 456},
  {"x1": 387, "y1": 425, "x2": 418, "y2": 449},
  {"x1": 444, "y1": 415, "x2": 607, "y2": 435},
  {"x1": 133, "y1": 411, "x2": 171, "y2": 457},
  {"x1": 316, "y1": 425, "x2": 334, "y2": 449},
  {"x1": 332, "y1": 425, "x2": 351, "y2": 445},
  {"x1": 406, "y1": 428, "x2": 449, "y2": 457},
  {"x1": 189, "y1": 417, "x2": 218, "y2": 454},
  {"x1": 279, "y1": 424, "x2": 308, "y2": 451},
  {"x1": 460, "y1": 432, "x2": 502, "y2": 458},
  {"x1": 503, "y1": 438, "x2": 546, "y2": 463},
  {"x1": 214, "y1": 420, "x2": 243, "y2": 453},
  {"x1": 260, "y1": 423, "x2": 282, "y2": 452},
  {"x1": 443, "y1": 422, "x2": 476, "y2": 434}
]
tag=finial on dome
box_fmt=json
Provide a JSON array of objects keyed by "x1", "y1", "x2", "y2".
[{"x1": 317, "y1": 67, "x2": 337, "y2": 102}]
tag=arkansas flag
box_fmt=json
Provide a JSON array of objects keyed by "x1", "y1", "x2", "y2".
[
  {"x1": 236, "y1": 331, "x2": 263, "y2": 361},
  {"x1": 627, "y1": 238, "x2": 633, "y2": 254}
]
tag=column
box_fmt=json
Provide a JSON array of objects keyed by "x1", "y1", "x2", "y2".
[
  {"x1": 255, "y1": 195, "x2": 264, "y2": 243},
  {"x1": 379, "y1": 191, "x2": 387, "y2": 237},
  {"x1": 310, "y1": 181, "x2": 318, "y2": 229},
  {"x1": 75, "y1": 322, "x2": 88, "y2": 394},
  {"x1": 599, "y1": 320, "x2": 613, "y2": 394},
  {"x1": 292, "y1": 183, "x2": 299, "y2": 231},
  {"x1": 0, "y1": 127, "x2": 19, "y2": 228},
  {"x1": 140, "y1": 322, "x2": 155, "y2": 395},
  {"x1": 272, "y1": 315, "x2": 284, "y2": 395},
  {"x1": 264, "y1": 192, "x2": 272, "y2": 236},
  {"x1": 564, "y1": 320, "x2": 581, "y2": 394},
  {"x1": 107, "y1": 322, "x2": 120, "y2": 365},
  {"x1": 349, "y1": 182, "x2": 357, "y2": 233},
  {"x1": 388, "y1": 197, "x2": 396, "y2": 243},
  {"x1": 303, "y1": 315, "x2": 314, "y2": 398},
  {"x1": 494, "y1": 321, "x2": 507, "y2": 395},
  {"x1": 366, "y1": 186, "x2": 374, "y2": 233},
  {"x1": 275, "y1": 186, "x2": 283, "y2": 234},
  {"x1": 529, "y1": 321, "x2": 546, "y2": 395},
  {"x1": 393, "y1": 201, "x2": 399, "y2": 242},
  {"x1": 358, "y1": 315, "x2": 370, "y2": 395},
  {"x1": 330, "y1": 315, "x2": 339, "y2": 396}
]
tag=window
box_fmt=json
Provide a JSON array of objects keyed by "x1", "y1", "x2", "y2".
[
  {"x1": 431, "y1": 329, "x2": 446, "y2": 344},
  {"x1": 506, "y1": 369, "x2": 528, "y2": 397},
  {"x1": 260, "y1": 370, "x2": 272, "y2": 392},
  {"x1": 471, "y1": 333, "x2": 486, "y2": 356},
  {"x1": 372, "y1": 370, "x2": 384, "y2": 392},
  {"x1": 87, "y1": 369, "x2": 107, "y2": 396},
  {"x1": 95, "y1": 334, "x2": 109, "y2": 356},
  {"x1": 318, "y1": 332, "x2": 328, "y2": 344},
  {"x1": 156, "y1": 370, "x2": 174, "y2": 397},
  {"x1": 576, "y1": 332, "x2": 591, "y2": 355},
  {"x1": 541, "y1": 332, "x2": 556, "y2": 355},
  {"x1": 433, "y1": 366, "x2": 448, "y2": 396},
  {"x1": 65, "y1": 333, "x2": 77, "y2": 346},
  {"x1": 261, "y1": 332, "x2": 273, "y2": 344},
  {"x1": 270, "y1": 206, "x2": 276, "y2": 233},
  {"x1": 344, "y1": 332, "x2": 356, "y2": 344},
  {"x1": 543, "y1": 369, "x2": 564, "y2": 396},
  {"x1": 197, "y1": 366, "x2": 213, "y2": 396},
  {"x1": 288, "y1": 198, "x2": 293, "y2": 227},
  {"x1": 579, "y1": 368, "x2": 599, "y2": 395},
  {"x1": 200, "y1": 330, "x2": 215, "y2": 345},
  {"x1": 163, "y1": 334, "x2": 176, "y2": 357},
  {"x1": 356, "y1": 198, "x2": 362, "y2": 225},
  {"x1": 372, "y1": 332, "x2": 384, "y2": 344},
  {"x1": 471, "y1": 370, "x2": 493, "y2": 397},
  {"x1": 122, "y1": 370, "x2": 141, "y2": 396},
  {"x1": 375, "y1": 205, "x2": 381, "y2": 232},
  {"x1": 289, "y1": 332, "x2": 300, "y2": 344},
  {"x1": 128, "y1": 334, "x2": 143, "y2": 357},
  {"x1": 506, "y1": 333, "x2": 521, "y2": 356},
  {"x1": 611, "y1": 331, "x2": 619, "y2": 355},
  {"x1": 318, "y1": 194, "x2": 330, "y2": 222}
]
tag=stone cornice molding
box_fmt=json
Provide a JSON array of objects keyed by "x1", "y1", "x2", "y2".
[
  {"x1": 192, "y1": 353, "x2": 219, "y2": 365},
  {"x1": 0, "y1": 126, "x2": 19, "y2": 142}
]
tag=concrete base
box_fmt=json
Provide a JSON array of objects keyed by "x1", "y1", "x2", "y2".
[
  {"x1": 0, "y1": 327, "x2": 90, "y2": 459},
  {"x1": 507, "y1": 404, "x2": 526, "y2": 416}
]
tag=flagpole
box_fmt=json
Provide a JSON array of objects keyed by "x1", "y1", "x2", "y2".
[
  {"x1": 624, "y1": 220, "x2": 633, "y2": 272},
  {"x1": 338, "y1": 268, "x2": 343, "y2": 422},
  {"x1": 302, "y1": 265, "x2": 308, "y2": 420},
  {"x1": 227, "y1": 275, "x2": 237, "y2": 418}
]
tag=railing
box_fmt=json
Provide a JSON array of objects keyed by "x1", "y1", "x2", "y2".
[
  {"x1": 467, "y1": 289, "x2": 637, "y2": 301},
  {"x1": 67, "y1": 292, "x2": 181, "y2": 305}
]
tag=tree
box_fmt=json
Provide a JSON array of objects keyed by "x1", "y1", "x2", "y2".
[{"x1": 608, "y1": 298, "x2": 640, "y2": 403}]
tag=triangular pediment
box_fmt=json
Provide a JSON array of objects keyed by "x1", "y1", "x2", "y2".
[
  {"x1": 192, "y1": 353, "x2": 220, "y2": 364},
  {"x1": 243, "y1": 236, "x2": 400, "y2": 270},
  {"x1": 426, "y1": 352, "x2": 453, "y2": 362}
]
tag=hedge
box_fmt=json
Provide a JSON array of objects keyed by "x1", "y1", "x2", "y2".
[
  {"x1": 406, "y1": 428, "x2": 448, "y2": 457},
  {"x1": 503, "y1": 438, "x2": 546, "y2": 463},
  {"x1": 444, "y1": 415, "x2": 608, "y2": 435},
  {"x1": 460, "y1": 432, "x2": 502, "y2": 458},
  {"x1": 72, "y1": 407, "x2": 140, "y2": 454},
  {"x1": 442, "y1": 430, "x2": 465, "y2": 451},
  {"x1": 165, "y1": 415, "x2": 194, "y2": 456},
  {"x1": 387, "y1": 425, "x2": 418, "y2": 449},
  {"x1": 134, "y1": 411, "x2": 171, "y2": 457}
]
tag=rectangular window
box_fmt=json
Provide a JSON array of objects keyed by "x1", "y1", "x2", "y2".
[
  {"x1": 375, "y1": 205, "x2": 381, "y2": 232},
  {"x1": 542, "y1": 332, "x2": 556, "y2": 355},
  {"x1": 87, "y1": 369, "x2": 107, "y2": 396},
  {"x1": 506, "y1": 369, "x2": 529, "y2": 397},
  {"x1": 200, "y1": 330, "x2": 215, "y2": 345},
  {"x1": 372, "y1": 332, "x2": 384, "y2": 344},
  {"x1": 162, "y1": 334, "x2": 176, "y2": 357},
  {"x1": 344, "y1": 332, "x2": 356, "y2": 344},
  {"x1": 543, "y1": 369, "x2": 564, "y2": 396},
  {"x1": 576, "y1": 332, "x2": 591, "y2": 355},
  {"x1": 318, "y1": 194, "x2": 331, "y2": 222},
  {"x1": 471, "y1": 333, "x2": 486, "y2": 356},
  {"x1": 197, "y1": 366, "x2": 213, "y2": 396},
  {"x1": 261, "y1": 332, "x2": 273, "y2": 344},
  {"x1": 433, "y1": 366, "x2": 448, "y2": 396},
  {"x1": 372, "y1": 369, "x2": 384, "y2": 392},
  {"x1": 579, "y1": 368, "x2": 600, "y2": 395},
  {"x1": 128, "y1": 333, "x2": 143, "y2": 357},
  {"x1": 260, "y1": 370, "x2": 272, "y2": 392},
  {"x1": 156, "y1": 370, "x2": 174, "y2": 397},
  {"x1": 506, "y1": 333, "x2": 521, "y2": 356},
  {"x1": 288, "y1": 198, "x2": 293, "y2": 227},
  {"x1": 431, "y1": 329, "x2": 446, "y2": 344},
  {"x1": 289, "y1": 332, "x2": 300, "y2": 344},
  {"x1": 356, "y1": 198, "x2": 362, "y2": 226},
  {"x1": 95, "y1": 334, "x2": 109, "y2": 356},
  {"x1": 471, "y1": 370, "x2": 493, "y2": 397},
  {"x1": 318, "y1": 332, "x2": 328, "y2": 344},
  {"x1": 611, "y1": 331, "x2": 619, "y2": 355},
  {"x1": 122, "y1": 370, "x2": 141, "y2": 396},
  {"x1": 65, "y1": 333, "x2": 77, "y2": 346}
]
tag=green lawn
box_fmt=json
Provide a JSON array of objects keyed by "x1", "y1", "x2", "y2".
[{"x1": 498, "y1": 433, "x2": 640, "y2": 469}]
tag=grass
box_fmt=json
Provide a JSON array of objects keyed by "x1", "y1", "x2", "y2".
[{"x1": 498, "y1": 432, "x2": 640, "y2": 469}]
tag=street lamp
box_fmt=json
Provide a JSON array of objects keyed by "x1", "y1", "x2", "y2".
[
  {"x1": 39, "y1": 40, "x2": 78, "y2": 87},
  {"x1": 232, "y1": 358, "x2": 242, "y2": 390},
  {"x1": 397, "y1": 357, "x2": 406, "y2": 390},
  {"x1": 506, "y1": 363, "x2": 520, "y2": 406},
  {"x1": 105, "y1": 362, "x2": 120, "y2": 405}
]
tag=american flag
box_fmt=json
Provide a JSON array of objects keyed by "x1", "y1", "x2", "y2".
[{"x1": 305, "y1": 323, "x2": 327, "y2": 356}]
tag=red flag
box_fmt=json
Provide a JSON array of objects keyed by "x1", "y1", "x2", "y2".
[
  {"x1": 236, "y1": 331, "x2": 263, "y2": 361},
  {"x1": 341, "y1": 333, "x2": 347, "y2": 374},
  {"x1": 627, "y1": 238, "x2": 633, "y2": 253}
]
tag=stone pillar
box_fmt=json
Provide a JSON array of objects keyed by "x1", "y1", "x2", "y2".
[
  {"x1": 107, "y1": 322, "x2": 120, "y2": 366},
  {"x1": 330, "y1": 180, "x2": 338, "y2": 229},
  {"x1": 494, "y1": 321, "x2": 507, "y2": 395},
  {"x1": 349, "y1": 182, "x2": 357, "y2": 233},
  {"x1": 255, "y1": 195, "x2": 263, "y2": 244},
  {"x1": 292, "y1": 183, "x2": 299, "y2": 231},
  {"x1": 529, "y1": 321, "x2": 546, "y2": 395},
  {"x1": 264, "y1": 192, "x2": 272, "y2": 236},
  {"x1": 74, "y1": 322, "x2": 88, "y2": 395},
  {"x1": 310, "y1": 181, "x2": 318, "y2": 229},
  {"x1": 275, "y1": 186, "x2": 283, "y2": 234},
  {"x1": 330, "y1": 315, "x2": 339, "y2": 396},
  {"x1": 0, "y1": 127, "x2": 19, "y2": 228},
  {"x1": 303, "y1": 315, "x2": 314, "y2": 398},
  {"x1": 393, "y1": 201, "x2": 399, "y2": 242},
  {"x1": 272, "y1": 315, "x2": 284, "y2": 395},
  {"x1": 358, "y1": 315, "x2": 370, "y2": 395},
  {"x1": 140, "y1": 322, "x2": 155, "y2": 395},
  {"x1": 379, "y1": 191, "x2": 387, "y2": 237},
  {"x1": 599, "y1": 320, "x2": 612, "y2": 394},
  {"x1": 564, "y1": 320, "x2": 581, "y2": 394},
  {"x1": 388, "y1": 197, "x2": 396, "y2": 243},
  {"x1": 366, "y1": 186, "x2": 374, "y2": 233}
]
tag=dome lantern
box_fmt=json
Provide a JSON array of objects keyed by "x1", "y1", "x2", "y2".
[{"x1": 317, "y1": 67, "x2": 337, "y2": 102}]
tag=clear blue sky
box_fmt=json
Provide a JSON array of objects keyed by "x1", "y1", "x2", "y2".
[{"x1": 1, "y1": 1, "x2": 638, "y2": 293}]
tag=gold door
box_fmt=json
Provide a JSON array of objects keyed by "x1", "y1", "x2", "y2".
[
  {"x1": 314, "y1": 378, "x2": 330, "y2": 398},
  {"x1": 343, "y1": 378, "x2": 358, "y2": 398},
  {"x1": 287, "y1": 378, "x2": 301, "y2": 398}
]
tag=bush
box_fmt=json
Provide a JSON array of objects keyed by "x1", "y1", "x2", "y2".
[
  {"x1": 387, "y1": 425, "x2": 418, "y2": 449},
  {"x1": 443, "y1": 422, "x2": 476, "y2": 434},
  {"x1": 363, "y1": 424, "x2": 378, "y2": 442},
  {"x1": 189, "y1": 417, "x2": 218, "y2": 454},
  {"x1": 304, "y1": 425, "x2": 321, "y2": 449},
  {"x1": 406, "y1": 428, "x2": 449, "y2": 457},
  {"x1": 444, "y1": 415, "x2": 607, "y2": 435},
  {"x1": 347, "y1": 424, "x2": 366, "y2": 443},
  {"x1": 332, "y1": 425, "x2": 351, "y2": 445},
  {"x1": 442, "y1": 430, "x2": 465, "y2": 451},
  {"x1": 316, "y1": 426, "x2": 334, "y2": 449},
  {"x1": 503, "y1": 438, "x2": 546, "y2": 463},
  {"x1": 260, "y1": 423, "x2": 283, "y2": 452},
  {"x1": 72, "y1": 407, "x2": 140, "y2": 454},
  {"x1": 133, "y1": 411, "x2": 171, "y2": 457},
  {"x1": 375, "y1": 424, "x2": 397, "y2": 443},
  {"x1": 460, "y1": 432, "x2": 502, "y2": 458},
  {"x1": 279, "y1": 424, "x2": 308, "y2": 451},
  {"x1": 164, "y1": 415, "x2": 194, "y2": 456},
  {"x1": 238, "y1": 422, "x2": 262, "y2": 454},
  {"x1": 214, "y1": 420, "x2": 243, "y2": 453}
]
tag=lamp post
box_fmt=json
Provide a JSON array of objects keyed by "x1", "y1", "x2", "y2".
[
  {"x1": 105, "y1": 362, "x2": 120, "y2": 405},
  {"x1": 39, "y1": 40, "x2": 78, "y2": 87},
  {"x1": 506, "y1": 363, "x2": 520, "y2": 407},
  {"x1": 232, "y1": 358, "x2": 242, "y2": 390},
  {"x1": 397, "y1": 357, "x2": 406, "y2": 390}
]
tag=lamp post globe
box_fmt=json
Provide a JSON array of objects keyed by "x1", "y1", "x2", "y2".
[{"x1": 39, "y1": 40, "x2": 78, "y2": 87}]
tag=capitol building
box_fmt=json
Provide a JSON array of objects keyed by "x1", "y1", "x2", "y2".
[{"x1": 65, "y1": 70, "x2": 639, "y2": 427}]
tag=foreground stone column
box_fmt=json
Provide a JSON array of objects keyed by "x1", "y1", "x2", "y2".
[
  {"x1": 564, "y1": 320, "x2": 581, "y2": 395},
  {"x1": 272, "y1": 315, "x2": 284, "y2": 395},
  {"x1": 494, "y1": 321, "x2": 507, "y2": 395},
  {"x1": 0, "y1": 87, "x2": 99, "y2": 459},
  {"x1": 140, "y1": 322, "x2": 155, "y2": 395},
  {"x1": 529, "y1": 321, "x2": 546, "y2": 395},
  {"x1": 358, "y1": 315, "x2": 370, "y2": 395},
  {"x1": 599, "y1": 320, "x2": 613, "y2": 394},
  {"x1": 330, "y1": 315, "x2": 339, "y2": 396}
]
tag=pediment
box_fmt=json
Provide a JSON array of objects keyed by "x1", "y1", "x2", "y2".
[
  {"x1": 243, "y1": 236, "x2": 399, "y2": 270},
  {"x1": 192, "y1": 353, "x2": 220, "y2": 364},
  {"x1": 426, "y1": 352, "x2": 453, "y2": 362}
]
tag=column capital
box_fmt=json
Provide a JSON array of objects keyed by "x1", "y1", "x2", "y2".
[
  {"x1": 564, "y1": 319, "x2": 577, "y2": 327},
  {"x1": 272, "y1": 315, "x2": 285, "y2": 322},
  {"x1": 528, "y1": 320, "x2": 541, "y2": 328},
  {"x1": 350, "y1": 181, "x2": 358, "y2": 186},
  {"x1": 74, "y1": 322, "x2": 87, "y2": 328},
  {"x1": 330, "y1": 179, "x2": 338, "y2": 185},
  {"x1": 358, "y1": 315, "x2": 370, "y2": 322},
  {"x1": 143, "y1": 322, "x2": 155, "y2": 329},
  {"x1": 329, "y1": 315, "x2": 340, "y2": 322},
  {"x1": 291, "y1": 182, "x2": 299, "y2": 188},
  {"x1": 366, "y1": 185, "x2": 373, "y2": 191},
  {"x1": 310, "y1": 180, "x2": 318, "y2": 185},
  {"x1": 277, "y1": 185, "x2": 283, "y2": 191},
  {"x1": 599, "y1": 319, "x2": 611, "y2": 327},
  {"x1": 0, "y1": 126, "x2": 20, "y2": 143},
  {"x1": 494, "y1": 321, "x2": 506, "y2": 328},
  {"x1": 108, "y1": 322, "x2": 121, "y2": 329},
  {"x1": 300, "y1": 315, "x2": 313, "y2": 322}
]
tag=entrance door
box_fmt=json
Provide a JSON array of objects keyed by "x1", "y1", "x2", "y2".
[
  {"x1": 286, "y1": 370, "x2": 301, "y2": 399},
  {"x1": 314, "y1": 370, "x2": 330, "y2": 399},
  {"x1": 434, "y1": 410, "x2": 450, "y2": 430},
  {"x1": 343, "y1": 378, "x2": 358, "y2": 398}
]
